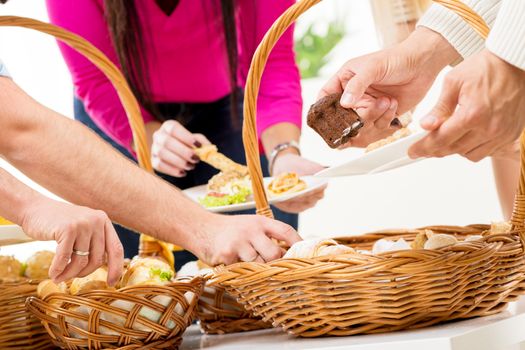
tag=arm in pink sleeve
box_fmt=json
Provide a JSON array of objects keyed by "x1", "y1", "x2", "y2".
[
  {"x1": 238, "y1": 0, "x2": 302, "y2": 138},
  {"x1": 45, "y1": 0, "x2": 154, "y2": 153}
]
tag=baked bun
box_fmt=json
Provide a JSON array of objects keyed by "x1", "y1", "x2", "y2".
[
  {"x1": 25, "y1": 250, "x2": 54, "y2": 280},
  {"x1": 37, "y1": 279, "x2": 68, "y2": 299},
  {"x1": 70, "y1": 267, "x2": 110, "y2": 295},
  {"x1": 490, "y1": 221, "x2": 512, "y2": 234},
  {"x1": 121, "y1": 257, "x2": 174, "y2": 287},
  {"x1": 372, "y1": 238, "x2": 410, "y2": 254},
  {"x1": 284, "y1": 239, "x2": 354, "y2": 259},
  {"x1": 423, "y1": 234, "x2": 458, "y2": 250},
  {"x1": 0, "y1": 256, "x2": 23, "y2": 281}
]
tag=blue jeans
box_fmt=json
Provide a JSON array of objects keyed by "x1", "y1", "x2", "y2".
[{"x1": 74, "y1": 94, "x2": 298, "y2": 269}]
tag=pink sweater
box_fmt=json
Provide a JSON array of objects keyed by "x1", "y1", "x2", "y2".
[{"x1": 46, "y1": 0, "x2": 302, "y2": 153}]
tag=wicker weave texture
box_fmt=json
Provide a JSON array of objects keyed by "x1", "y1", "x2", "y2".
[
  {"x1": 197, "y1": 285, "x2": 271, "y2": 334},
  {"x1": 0, "y1": 280, "x2": 54, "y2": 349},
  {"x1": 214, "y1": 226, "x2": 525, "y2": 337},
  {"x1": 26, "y1": 277, "x2": 204, "y2": 349}
]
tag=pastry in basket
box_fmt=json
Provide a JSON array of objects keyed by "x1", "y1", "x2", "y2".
[
  {"x1": 307, "y1": 92, "x2": 363, "y2": 148},
  {"x1": 0, "y1": 255, "x2": 24, "y2": 281},
  {"x1": 70, "y1": 267, "x2": 111, "y2": 294},
  {"x1": 366, "y1": 127, "x2": 412, "y2": 152},
  {"x1": 490, "y1": 221, "x2": 512, "y2": 233},
  {"x1": 267, "y1": 172, "x2": 307, "y2": 197},
  {"x1": 283, "y1": 238, "x2": 355, "y2": 259},
  {"x1": 120, "y1": 256, "x2": 174, "y2": 287},
  {"x1": 24, "y1": 250, "x2": 55, "y2": 280},
  {"x1": 372, "y1": 238, "x2": 410, "y2": 254},
  {"x1": 199, "y1": 171, "x2": 252, "y2": 208}
]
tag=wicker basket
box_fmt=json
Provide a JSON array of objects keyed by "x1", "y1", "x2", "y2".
[
  {"x1": 196, "y1": 285, "x2": 271, "y2": 334},
  {"x1": 0, "y1": 15, "x2": 201, "y2": 348},
  {"x1": 210, "y1": 0, "x2": 525, "y2": 337},
  {"x1": 26, "y1": 277, "x2": 204, "y2": 349},
  {"x1": 0, "y1": 280, "x2": 54, "y2": 349}
]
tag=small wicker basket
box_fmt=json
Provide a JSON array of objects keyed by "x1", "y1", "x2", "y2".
[
  {"x1": 196, "y1": 285, "x2": 271, "y2": 334},
  {"x1": 0, "y1": 16, "x2": 202, "y2": 349},
  {"x1": 210, "y1": 0, "x2": 525, "y2": 337},
  {"x1": 0, "y1": 280, "x2": 54, "y2": 349}
]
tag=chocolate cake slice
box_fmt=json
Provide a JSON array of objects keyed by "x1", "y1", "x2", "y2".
[{"x1": 307, "y1": 93, "x2": 363, "y2": 148}]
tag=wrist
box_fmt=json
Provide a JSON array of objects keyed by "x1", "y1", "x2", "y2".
[
  {"x1": 406, "y1": 27, "x2": 460, "y2": 71},
  {"x1": 268, "y1": 141, "x2": 301, "y2": 176}
]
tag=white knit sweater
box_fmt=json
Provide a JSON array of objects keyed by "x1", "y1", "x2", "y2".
[{"x1": 418, "y1": 0, "x2": 525, "y2": 70}]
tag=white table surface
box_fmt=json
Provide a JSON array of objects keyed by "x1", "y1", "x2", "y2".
[{"x1": 181, "y1": 298, "x2": 525, "y2": 350}]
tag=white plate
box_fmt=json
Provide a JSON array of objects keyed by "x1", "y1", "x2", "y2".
[
  {"x1": 315, "y1": 130, "x2": 428, "y2": 177},
  {"x1": 0, "y1": 225, "x2": 32, "y2": 246},
  {"x1": 183, "y1": 176, "x2": 328, "y2": 213}
]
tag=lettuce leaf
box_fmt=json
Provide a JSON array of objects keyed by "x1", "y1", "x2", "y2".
[{"x1": 199, "y1": 187, "x2": 251, "y2": 208}]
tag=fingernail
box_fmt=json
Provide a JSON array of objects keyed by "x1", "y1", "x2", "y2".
[
  {"x1": 341, "y1": 92, "x2": 354, "y2": 106},
  {"x1": 180, "y1": 171, "x2": 186, "y2": 176},
  {"x1": 421, "y1": 115, "x2": 437, "y2": 128},
  {"x1": 194, "y1": 141, "x2": 202, "y2": 148},
  {"x1": 191, "y1": 155, "x2": 200, "y2": 162},
  {"x1": 187, "y1": 162, "x2": 195, "y2": 170}
]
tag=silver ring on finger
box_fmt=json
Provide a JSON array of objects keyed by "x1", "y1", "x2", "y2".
[{"x1": 73, "y1": 249, "x2": 90, "y2": 257}]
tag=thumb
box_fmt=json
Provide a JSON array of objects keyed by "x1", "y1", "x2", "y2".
[
  {"x1": 421, "y1": 77, "x2": 460, "y2": 131},
  {"x1": 340, "y1": 69, "x2": 377, "y2": 108}
]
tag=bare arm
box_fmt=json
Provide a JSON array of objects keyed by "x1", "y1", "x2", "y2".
[
  {"x1": 0, "y1": 166, "x2": 123, "y2": 285},
  {"x1": 0, "y1": 77, "x2": 301, "y2": 264}
]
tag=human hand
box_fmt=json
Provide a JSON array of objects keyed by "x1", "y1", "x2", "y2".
[
  {"x1": 193, "y1": 214, "x2": 301, "y2": 266},
  {"x1": 151, "y1": 120, "x2": 211, "y2": 177},
  {"x1": 409, "y1": 49, "x2": 525, "y2": 162},
  {"x1": 21, "y1": 198, "x2": 123, "y2": 286},
  {"x1": 271, "y1": 153, "x2": 326, "y2": 213},
  {"x1": 319, "y1": 27, "x2": 459, "y2": 145}
]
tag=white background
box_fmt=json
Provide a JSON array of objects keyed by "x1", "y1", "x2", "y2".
[{"x1": 0, "y1": 0, "x2": 502, "y2": 256}]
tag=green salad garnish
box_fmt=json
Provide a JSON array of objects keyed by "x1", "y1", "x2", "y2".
[
  {"x1": 149, "y1": 267, "x2": 173, "y2": 282},
  {"x1": 199, "y1": 187, "x2": 251, "y2": 208}
]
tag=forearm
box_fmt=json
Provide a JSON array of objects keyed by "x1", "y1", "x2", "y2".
[
  {"x1": 260, "y1": 122, "x2": 301, "y2": 159},
  {"x1": 0, "y1": 78, "x2": 211, "y2": 252},
  {"x1": 492, "y1": 157, "x2": 520, "y2": 220}
]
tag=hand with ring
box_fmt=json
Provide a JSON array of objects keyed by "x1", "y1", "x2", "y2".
[{"x1": 21, "y1": 197, "x2": 124, "y2": 286}]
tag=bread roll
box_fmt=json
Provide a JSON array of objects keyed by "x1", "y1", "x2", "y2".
[
  {"x1": 37, "y1": 279, "x2": 68, "y2": 299},
  {"x1": 284, "y1": 239, "x2": 354, "y2": 259},
  {"x1": 372, "y1": 238, "x2": 410, "y2": 254},
  {"x1": 121, "y1": 257, "x2": 174, "y2": 287},
  {"x1": 423, "y1": 234, "x2": 458, "y2": 250},
  {"x1": 490, "y1": 221, "x2": 512, "y2": 234},
  {"x1": 70, "y1": 267, "x2": 110, "y2": 295},
  {"x1": 25, "y1": 251, "x2": 54, "y2": 280},
  {"x1": 0, "y1": 256, "x2": 23, "y2": 281}
]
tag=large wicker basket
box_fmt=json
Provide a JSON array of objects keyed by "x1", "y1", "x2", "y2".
[
  {"x1": 0, "y1": 16, "x2": 202, "y2": 349},
  {"x1": 210, "y1": 0, "x2": 525, "y2": 337}
]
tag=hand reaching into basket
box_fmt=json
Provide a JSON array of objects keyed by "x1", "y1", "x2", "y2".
[
  {"x1": 192, "y1": 214, "x2": 301, "y2": 265},
  {"x1": 20, "y1": 197, "x2": 123, "y2": 286},
  {"x1": 151, "y1": 120, "x2": 211, "y2": 177}
]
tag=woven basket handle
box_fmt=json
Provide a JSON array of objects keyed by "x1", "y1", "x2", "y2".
[
  {"x1": 243, "y1": 0, "x2": 525, "y2": 228},
  {"x1": 0, "y1": 16, "x2": 169, "y2": 250}
]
